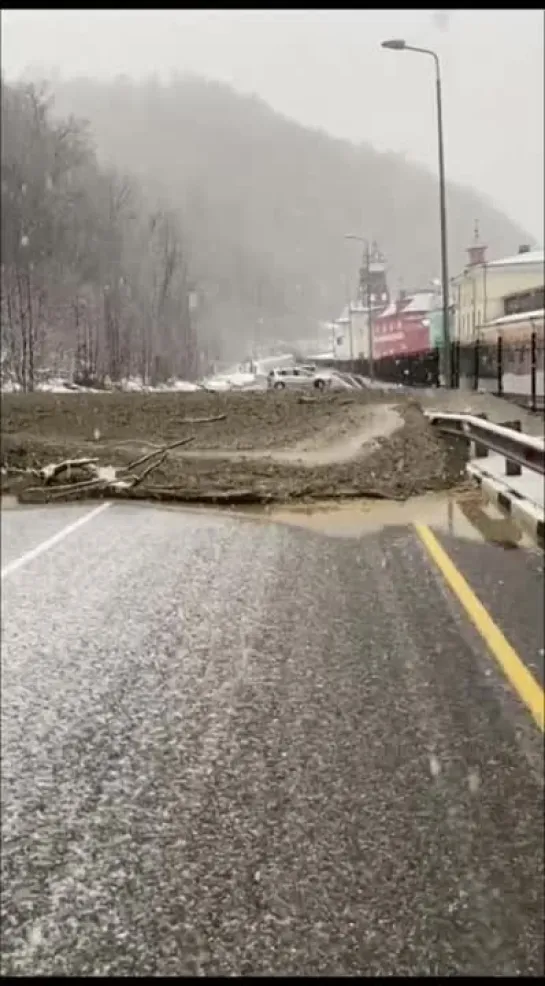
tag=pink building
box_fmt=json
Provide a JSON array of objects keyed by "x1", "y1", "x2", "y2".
[{"x1": 373, "y1": 290, "x2": 435, "y2": 359}]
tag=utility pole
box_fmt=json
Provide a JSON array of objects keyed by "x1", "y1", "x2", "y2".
[
  {"x1": 364, "y1": 243, "x2": 375, "y2": 379},
  {"x1": 435, "y1": 58, "x2": 451, "y2": 386},
  {"x1": 348, "y1": 302, "x2": 354, "y2": 367},
  {"x1": 345, "y1": 276, "x2": 354, "y2": 368},
  {"x1": 381, "y1": 39, "x2": 451, "y2": 386}
]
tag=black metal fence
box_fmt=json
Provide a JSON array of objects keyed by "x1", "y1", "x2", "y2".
[{"x1": 327, "y1": 332, "x2": 545, "y2": 412}]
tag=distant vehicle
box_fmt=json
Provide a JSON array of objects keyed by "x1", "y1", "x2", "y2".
[{"x1": 267, "y1": 367, "x2": 332, "y2": 391}]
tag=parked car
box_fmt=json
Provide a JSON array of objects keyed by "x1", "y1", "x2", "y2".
[{"x1": 267, "y1": 367, "x2": 332, "y2": 391}]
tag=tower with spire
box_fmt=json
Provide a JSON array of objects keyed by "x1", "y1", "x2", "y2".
[
  {"x1": 358, "y1": 241, "x2": 390, "y2": 310},
  {"x1": 466, "y1": 220, "x2": 487, "y2": 267}
]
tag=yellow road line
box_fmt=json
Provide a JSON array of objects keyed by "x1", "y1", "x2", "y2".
[{"x1": 414, "y1": 523, "x2": 545, "y2": 732}]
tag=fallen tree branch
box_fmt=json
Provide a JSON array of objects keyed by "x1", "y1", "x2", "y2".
[
  {"x1": 176, "y1": 414, "x2": 227, "y2": 425},
  {"x1": 50, "y1": 477, "x2": 106, "y2": 499},
  {"x1": 41, "y1": 458, "x2": 99, "y2": 485},
  {"x1": 125, "y1": 435, "x2": 195, "y2": 472},
  {"x1": 136, "y1": 486, "x2": 275, "y2": 504},
  {"x1": 19, "y1": 438, "x2": 179, "y2": 504},
  {"x1": 130, "y1": 452, "x2": 168, "y2": 488},
  {"x1": 3, "y1": 465, "x2": 42, "y2": 478}
]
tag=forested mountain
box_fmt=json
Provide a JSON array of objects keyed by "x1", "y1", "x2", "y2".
[
  {"x1": 3, "y1": 71, "x2": 531, "y2": 382},
  {"x1": 51, "y1": 73, "x2": 530, "y2": 356}
]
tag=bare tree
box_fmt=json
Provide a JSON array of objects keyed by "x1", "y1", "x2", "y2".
[{"x1": 1, "y1": 79, "x2": 199, "y2": 390}]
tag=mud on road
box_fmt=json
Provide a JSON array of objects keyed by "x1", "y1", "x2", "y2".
[{"x1": 1, "y1": 389, "x2": 470, "y2": 505}]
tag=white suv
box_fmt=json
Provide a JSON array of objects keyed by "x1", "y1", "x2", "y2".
[{"x1": 267, "y1": 367, "x2": 332, "y2": 391}]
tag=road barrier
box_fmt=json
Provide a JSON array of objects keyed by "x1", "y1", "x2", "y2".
[{"x1": 424, "y1": 411, "x2": 545, "y2": 477}]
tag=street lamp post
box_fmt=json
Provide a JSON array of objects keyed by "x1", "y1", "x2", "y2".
[
  {"x1": 381, "y1": 39, "x2": 451, "y2": 387},
  {"x1": 345, "y1": 233, "x2": 374, "y2": 377},
  {"x1": 348, "y1": 301, "x2": 354, "y2": 366}
]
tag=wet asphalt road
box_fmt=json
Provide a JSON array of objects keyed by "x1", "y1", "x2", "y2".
[{"x1": 1, "y1": 503, "x2": 544, "y2": 977}]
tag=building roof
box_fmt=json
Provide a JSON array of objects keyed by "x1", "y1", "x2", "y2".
[
  {"x1": 485, "y1": 308, "x2": 544, "y2": 327},
  {"x1": 376, "y1": 290, "x2": 437, "y2": 320},
  {"x1": 335, "y1": 305, "x2": 350, "y2": 325},
  {"x1": 378, "y1": 301, "x2": 398, "y2": 319},
  {"x1": 485, "y1": 248, "x2": 544, "y2": 269},
  {"x1": 451, "y1": 247, "x2": 544, "y2": 285},
  {"x1": 335, "y1": 301, "x2": 375, "y2": 324},
  {"x1": 402, "y1": 291, "x2": 436, "y2": 314}
]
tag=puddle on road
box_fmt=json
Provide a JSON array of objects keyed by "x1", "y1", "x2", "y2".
[
  {"x1": 240, "y1": 489, "x2": 535, "y2": 549},
  {"x1": 1, "y1": 489, "x2": 536, "y2": 550}
]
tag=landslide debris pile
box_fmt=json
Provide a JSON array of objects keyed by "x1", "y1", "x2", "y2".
[{"x1": 1, "y1": 391, "x2": 468, "y2": 505}]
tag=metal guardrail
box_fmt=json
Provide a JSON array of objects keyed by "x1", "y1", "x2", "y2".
[{"x1": 424, "y1": 411, "x2": 545, "y2": 476}]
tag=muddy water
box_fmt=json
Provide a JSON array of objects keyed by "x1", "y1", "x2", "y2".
[
  {"x1": 240, "y1": 490, "x2": 536, "y2": 549},
  {"x1": 1, "y1": 490, "x2": 535, "y2": 550}
]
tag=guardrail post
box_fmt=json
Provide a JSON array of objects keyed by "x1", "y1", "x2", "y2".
[
  {"x1": 449, "y1": 340, "x2": 459, "y2": 389},
  {"x1": 496, "y1": 335, "x2": 503, "y2": 396},
  {"x1": 473, "y1": 411, "x2": 489, "y2": 458},
  {"x1": 473, "y1": 338, "x2": 480, "y2": 391},
  {"x1": 448, "y1": 341, "x2": 454, "y2": 388},
  {"x1": 456, "y1": 340, "x2": 461, "y2": 388},
  {"x1": 530, "y1": 332, "x2": 537, "y2": 412},
  {"x1": 433, "y1": 346, "x2": 440, "y2": 387},
  {"x1": 501, "y1": 420, "x2": 522, "y2": 476}
]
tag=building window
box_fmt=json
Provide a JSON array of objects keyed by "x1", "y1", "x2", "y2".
[{"x1": 504, "y1": 286, "x2": 545, "y2": 316}]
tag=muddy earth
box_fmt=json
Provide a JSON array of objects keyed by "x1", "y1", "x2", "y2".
[{"x1": 0, "y1": 388, "x2": 500, "y2": 506}]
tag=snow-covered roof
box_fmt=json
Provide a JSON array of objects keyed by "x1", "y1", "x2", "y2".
[
  {"x1": 335, "y1": 306, "x2": 350, "y2": 325},
  {"x1": 486, "y1": 248, "x2": 544, "y2": 269},
  {"x1": 377, "y1": 301, "x2": 397, "y2": 319},
  {"x1": 486, "y1": 308, "x2": 544, "y2": 327},
  {"x1": 402, "y1": 291, "x2": 436, "y2": 314},
  {"x1": 335, "y1": 303, "x2": 362, "y2": 323},
  {"x1": 375, "y1": 291, "x2": 437, "y2": 319}
]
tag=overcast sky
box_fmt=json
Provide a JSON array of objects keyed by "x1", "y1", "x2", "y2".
[{"x1": 2, "y1": 9, "x2": 543, "y2": 241}]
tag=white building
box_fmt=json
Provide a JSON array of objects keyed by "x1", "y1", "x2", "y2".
[
  {"x1": 332, "y1": 302, "x2": 385, "y2": 360},
  {"x1": 452, "y1": 241, "x2": 544, "y2": 343}
]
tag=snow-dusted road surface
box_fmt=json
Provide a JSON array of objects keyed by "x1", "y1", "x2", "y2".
[{"x1": 1, "y1": 502, "x2": 543, "y2": 976}]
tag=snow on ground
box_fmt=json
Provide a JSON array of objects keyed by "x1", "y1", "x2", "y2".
[
  {"x1": 148, "y1": 380, "x2": 202, "y2": 393},
  {"x1": 202, "y1": 371, "x2": 264, "y2": 392},
  {"x1": 2, "y1": 360, "x2": 360, "y2": 396},
  {"x1": 354, "y1": 375, "x2": 405, "y2": 392},
  {"x1": 34, "y1": 379, "x2": 104, "y2": 394},
  {"x1": 120, "y1": 376, "x2": 202, "y2": 393},
  {"x1": 2, "y1": 376, "x2": 203, "y2": 395}
]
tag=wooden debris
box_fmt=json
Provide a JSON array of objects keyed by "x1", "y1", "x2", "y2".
[
  {"x1": 40, "y1": 458, "x2": 99, "y2": 484},
  {"x1": 18, "y1": 436, "x2": 196, "y2": 504}
]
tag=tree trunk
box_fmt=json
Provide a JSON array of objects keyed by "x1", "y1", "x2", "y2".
[
  {"x1": 25, "y1": 268, "x2": 35, "y2": 392},
  {"x1": 15, "y1": 268, "x2": 28, "y2": 391}
]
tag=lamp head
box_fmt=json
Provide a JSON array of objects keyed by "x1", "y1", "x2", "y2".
[{"x1": 381, "y1": 38, "x2": 406, "y2": 50}]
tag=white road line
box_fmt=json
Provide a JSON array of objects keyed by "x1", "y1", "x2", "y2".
[{"x1": 1, "y1": 502, "x2": 111, "y2": 580}]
